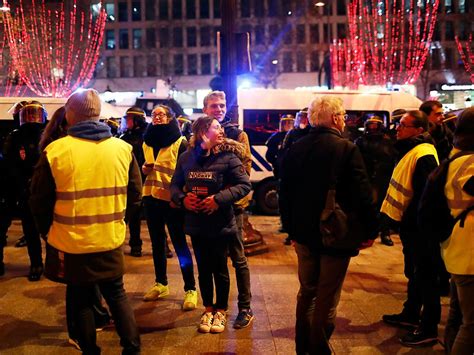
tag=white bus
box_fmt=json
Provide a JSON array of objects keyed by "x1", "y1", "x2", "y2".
[{"x1": 237, "y1": 88, "x2": 422, "y2": 214}]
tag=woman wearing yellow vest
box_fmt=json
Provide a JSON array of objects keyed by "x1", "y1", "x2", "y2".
[
  {"x1": 440, "y1": 107, "x2": 474, "y2": 354},
  {"x1": 142, "y1": 105, "x2": 197, "y2": 310}
]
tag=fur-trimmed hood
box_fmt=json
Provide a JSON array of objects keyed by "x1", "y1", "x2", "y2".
[{"x1": 189, "y1": 137, "x2": 247, "y2": 162}]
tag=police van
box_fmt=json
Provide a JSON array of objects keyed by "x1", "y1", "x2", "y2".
[
  {"x1": 237, "y1": 88, "x2": 422, "y2": 215},
  {"x1": 0, "y1": 96, "x2": 125, "y2": 144}
]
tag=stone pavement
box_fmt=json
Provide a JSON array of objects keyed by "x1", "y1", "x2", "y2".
[{"x1": 0, "y1": 216, "x2": 447, "y2": 354}]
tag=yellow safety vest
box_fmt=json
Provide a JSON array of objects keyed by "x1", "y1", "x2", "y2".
[
  {"x1": 441, "y1": 151, "x2": 474, "y2": 274},
  {"x1": 381, "y1": 143, "x2": 439, "y2": 221},
  {"x1": 142, "y1": 136, "x2": 184, "y2": 201},
  {"x1": 45, "y1": 136, "x2": 132, "y2": 254}
]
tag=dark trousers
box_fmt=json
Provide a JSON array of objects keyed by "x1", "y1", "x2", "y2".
[
  {"x1": 191, "y1": 234, "x2": 230, "y2": 310},
  {"x1": 67, "y1": 277, "x2": 140, "y2": 355},
  {"x1": 144, "y1": 197, "x2": 195, "y2": 291},
  {"x1": 126, "y1": 202, "x2": 142, "y2": 248},
  {"x1": 445, "y1": 278, "x2": 462, "y2": 354},
  {"x1": 295, "y1": 243, "x2": 351, "y2": 355},
  {"x1": 19, "y1": 199, "x2": 42, "y2": 267},
  {"x1": 400, "y1": 226, "x2": 440, "y2": 332},
  {"x1": 66, "y1": 285, "x2": 111, "y2": 339},
  {"x1": 228, "y1": 210, "x2": 252, "y2": 310},
  {"x1": 446, "y1": 274, "x2": 474, "y2": 354}
]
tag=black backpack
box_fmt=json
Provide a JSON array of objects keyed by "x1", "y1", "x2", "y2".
[{"x1": 418, "y1": 150, "x2": 474, "y2": 242}]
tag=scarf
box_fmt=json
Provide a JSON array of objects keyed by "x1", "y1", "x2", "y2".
[{"x1": 143, "y1": 119, "x2": 182, "y2": 150}]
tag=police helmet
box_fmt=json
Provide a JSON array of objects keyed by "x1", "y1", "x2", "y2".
[
  {"x1": 122, "y1": 106, "x2": 146, "y2": 131},
  {"x1": 19, "y1": 101, "x2": 47, "y2": 125},
  {"x1": 364, "y1": 116, "x2": 384, "y2": 134},
  {"x1": 294, "y1": 108, "x2": 309, "y2": 129},
  {"x1": 279, "y1": 114, "x2": 295, "y2": 132}
]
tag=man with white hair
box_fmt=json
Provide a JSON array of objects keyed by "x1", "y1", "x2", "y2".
[
  {"x1": 30, "y1": 89, "x2": 142, "y2": 354},
  {"x1": 280, "y1": 96, "x2": 377, "y2": 354}
]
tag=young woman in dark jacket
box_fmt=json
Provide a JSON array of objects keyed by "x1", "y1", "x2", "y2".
[{"x1": 171, "y1": 116, "x2": 251, "y2": 333}]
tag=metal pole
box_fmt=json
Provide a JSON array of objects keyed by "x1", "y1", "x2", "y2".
[{"x1": 220, "y1": 0, "x2": 238, "y2": 124}]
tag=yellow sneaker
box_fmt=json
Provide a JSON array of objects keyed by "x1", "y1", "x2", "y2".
[
  {"x1": 183, "y1": 290, "x2": 198, "y2": 311},
  {"x1": 143, "y1": 282, "x2": 170, "y2": 301}
]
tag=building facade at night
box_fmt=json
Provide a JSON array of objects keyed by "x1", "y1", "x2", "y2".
[{"x1": 91, "y1": 0, "x2": 472, "y2": 106}]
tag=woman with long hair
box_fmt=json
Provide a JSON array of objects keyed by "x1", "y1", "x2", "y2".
[{"x1": 170, "y1": 116, "x2": 251, "y2": 333}]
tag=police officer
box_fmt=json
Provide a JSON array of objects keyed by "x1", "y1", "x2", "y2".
[
  {"x1": 280, "y1": 109, "x2": 310, "y2": 244},
  {"x1": 120, "y1": 107, "x2": 147, "y2": 257},
  {"x1": 355, "y1": 116, "x2": 397, "y2": 246},
  {"x1": 3, "y1": 101, "x2": 46, "y2": 280},
  {"x1": 265, "y1": 114, "x2": 295, "y2": 179},
  {"x1": 177, "y1": 115, "x2": 193, "y2": 141}
]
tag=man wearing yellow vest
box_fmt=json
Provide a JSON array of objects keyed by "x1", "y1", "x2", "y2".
[
  {"x1": 29, "y1": 89, "x2": 142, "y2": 354},
  {"x1": 437, "y1": 107, "x2": 474, "y2": 354},
  {"x1": 380, "y1": 110, "x2": 440, "y2": 347}
]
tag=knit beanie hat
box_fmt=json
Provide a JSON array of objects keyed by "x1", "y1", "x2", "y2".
[
  {"x1": 65, "y1": 89, "x2": 101, "y2": 123},
  {"x1": 454, "y1": 106, "x2": 474, "y2": 150}
]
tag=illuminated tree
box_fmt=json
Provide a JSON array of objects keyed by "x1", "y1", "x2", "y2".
[
  {"x1": 333, "y1": 0, "x2": 440, "y2": 87},
  {"x1": 455, "y1": 34, "x2": 474, "y2": 84},
  {"x1": 3, "y1": 0, "x2": 106, "y2": 97}
]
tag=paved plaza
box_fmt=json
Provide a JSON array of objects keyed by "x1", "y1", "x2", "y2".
[{"x1": 0, "y1": 215, "x2": 447, "y2": 354}]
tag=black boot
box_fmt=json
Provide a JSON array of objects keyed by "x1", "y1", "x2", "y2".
[
  {"x1": 28, "y1": 264, "x2": 43, "y2": 281},
  {"x1": 381, "y1": 234, "x2": 394, "y2": 246}
]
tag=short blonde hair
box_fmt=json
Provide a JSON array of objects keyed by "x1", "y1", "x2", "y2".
[
  {"x1": 203, "y1": 91, "x2": 226, "y2": 108},
  {"x1": 308, "y1": 96, "x2": 344, "y2": 127}
]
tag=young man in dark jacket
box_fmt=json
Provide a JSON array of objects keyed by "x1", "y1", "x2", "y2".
[
  {"x1": 280, "y1": 96, "x2": 378, "y2": 355},
  {"x1": 202, "y1": 91, "x2": 255, "y2": 329},
  {"x1": 380, "y1": 110, "x2": 440, "y2": 347}
]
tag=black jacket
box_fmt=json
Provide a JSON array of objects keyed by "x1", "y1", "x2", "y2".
[
  {"x1": 280, "y1": 126, "x2": 378, "y2": 257},
  {"x1": 171, "y1": 143, "x2": 251, "y2": 238}
]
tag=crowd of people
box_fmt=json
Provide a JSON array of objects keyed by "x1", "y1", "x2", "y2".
[{"x1": 0, "y1": 89, "x2": 472, "y2": 355}]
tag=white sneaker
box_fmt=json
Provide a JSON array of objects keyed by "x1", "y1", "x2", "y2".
[
  {"x1": 198, "y1": 312, "x2": 213, "y2": 333},
  {"x1": 210, "y1": 311, "x2": 226, "y2": 333}
]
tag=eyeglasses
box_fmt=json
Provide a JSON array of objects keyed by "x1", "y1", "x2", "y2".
[
  {"x1": 336, "y1": 112, "x2": 348, "y2": 121},
  {"x1": 396, "y1": 122, "x2": 417, "y2": 129},
  {"x1": 152, "y1": 112, "x2": 167, "y2": 118}
]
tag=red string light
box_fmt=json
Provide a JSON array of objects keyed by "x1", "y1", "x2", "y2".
[
  {"x1": 3, "y1": 0, "x2": 106, "y2": 97},
  {"x1": 455, "y1": 34, "x2": 474, "y2": 84},
  {"x1": 334, "y1": 0, "x2": 440, "y2": 87}
]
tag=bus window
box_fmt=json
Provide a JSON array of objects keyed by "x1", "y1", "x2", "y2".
[{"x1": 243, "y1": 109, "x2": 298, "y2": 145}]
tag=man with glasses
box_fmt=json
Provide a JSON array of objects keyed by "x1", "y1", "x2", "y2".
[
  {"x1": 420, "y1": 100, "x2": 453, "y2": 161},
  {"x1": 280, "y1": 96, "x2": 377, "y2": 354},
  {"x1": 380, "y1": 110, "x2": 441, "y2": 347}
]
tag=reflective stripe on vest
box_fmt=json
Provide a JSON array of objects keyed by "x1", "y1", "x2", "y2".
[
  {"x1": 142, "y1": 136, "x2": 184, "y2": 201},
  {"x1": 380, "y1": 143, "x2": 439, "y2": 221},
  {"x1": 442, "y1": 152, "x2": 474, "y2": 274},
  {"x1": 45, "y1": 136, "x2": 132, "y2": 254}
]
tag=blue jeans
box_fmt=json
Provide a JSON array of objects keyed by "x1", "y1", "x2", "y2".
[
  {"x1": 144, "y1": 197, "x2": 195, "y2": 291},
  {"x1": 67, "y1": 276, "x2": 140, "y2": 354},
  {"x1": 228, "y1": 210, "x2": 252, "y2": 310},
  {"x1": 295, "y1": 243, "x2": 350, "y2": 355}
]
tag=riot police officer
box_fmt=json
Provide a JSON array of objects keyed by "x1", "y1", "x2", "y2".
[
  {"x1": 3, "y1": 101, "x2": 46, "y2": 280},
  {"x1": 120, "y1": 107, "x2": 147, "y2": 257},
  {"x1": 355, "y1": 116, "x2": 397, "y2": 246}
]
